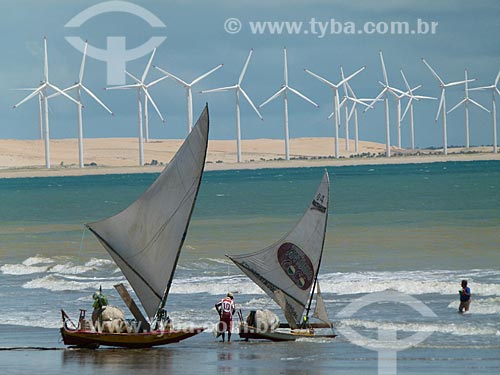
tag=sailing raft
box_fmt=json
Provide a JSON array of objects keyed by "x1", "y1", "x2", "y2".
[
  {"x1": 60, "y1": 105, "x2": 210, "y2": 348},
  {"x1": 228, "y1": 171, "x2": 336, "y2": 341}
]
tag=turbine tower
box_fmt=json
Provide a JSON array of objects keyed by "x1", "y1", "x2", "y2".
[
  {"x1": 106, "y1": 48, "x2": 167, "y2": 166},
  {"x1": 305, "y1": 65, "x2": 365, "y2": 158},
  {"x1": 154, "y1": 63, "x2": 223, "y2": 134},
  {"x1": 259, "y1": 48, "x2": 319, "y2": 161},
  {"x1": 48, "y1": 41, "x2": 113, "y2": 168},
  {"x1": 421, "y1": 58, "x2": 473, "y2": 155},
  {"x1": 200, "y1": 49, "x2": 263, "y2": 163},
  {"x1": 400, "y1": 70, "x2": 437, "y2": 150},
  {"x1": 447, "y1": 69, "x2": 489, "y2": 149},
  {"x1": 470, "y1": 69, "x2": 500, "y2": 153},
  {"x1": 13, "y1": 37, "x2": 80, "y2": 169}
]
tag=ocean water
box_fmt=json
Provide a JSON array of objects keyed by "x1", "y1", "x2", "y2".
[{"x1": 0, "y1": 161, "x2": 499, "y2": 374}]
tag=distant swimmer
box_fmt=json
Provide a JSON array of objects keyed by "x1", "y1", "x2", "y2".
[{"x1": 458, "y1": 280, "x2": 471, "y2": 313}]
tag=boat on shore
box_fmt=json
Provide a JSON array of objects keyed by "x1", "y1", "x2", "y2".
[
  {"x1": 228, "y1": 171, "x2": 336, "y2": 341},
  {"x1": 60, "y1": 106, "x2": 210, "y2": 348}
]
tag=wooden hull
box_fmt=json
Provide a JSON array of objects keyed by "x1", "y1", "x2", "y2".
[
  {"x1": 239, "y1": 324, "x2": 336, "y2": 342},
  {"x1": 61, "y1": 326, "x2": 205, "y2": 348}
]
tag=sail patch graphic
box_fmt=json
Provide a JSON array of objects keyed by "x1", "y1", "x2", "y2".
[{"x1": 277, "y1": 242, "x2": 314, "y2": 290}]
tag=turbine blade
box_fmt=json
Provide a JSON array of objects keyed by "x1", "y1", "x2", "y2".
[
  {"x1": 48, "y1": 83, "x2": 81, "y2": 106},
  {"x1": 350, "y1": 97, "x2": 372, "y2": 108},
  {"x1": 304, "y1": 69, "x2": 335, "y2": 88},
  {"x1": 401, "y1": 98, "x2": 413, "y2": 121},
  {"x1": 422, "y1": 58, "x2": 445, "y2": 86},
  {"x1": 13, "y1": 86, "x2": 44, "y2": 108},
  {"x1": 379, "y1": 50, "x2": 389, "y2": 85},
  {"x1": 46, "y1": 84, "x2": 78, "y2": 100},
  {"x1": 142, "y1": 48, "x2": 156, "y2": 82},
  {"x1": 143, "y1": 88, "x2": 164, "y2": 122},
  {"x1": 447, "y1": 98, "x2": 466, "y2": 114},
  {"x1": 200, "y1": 85, "x2": 237, "y2": 94},
  {"x1": 154, "y1": 66, "x2": 188, "y2": 86},
  {"x1": 79, "y1": 40, "x2": 88, "y2": 83},
  {"x1": 190, "y1": 64, "x2": 224, "y2": 86},
  {"x1": 414, "y1": 95, "x2": 437, "y2": 100},
  {"x1": 400, "y1": 70, "x2": 411, "y2": 92},
  {"x1": 81, "y1": 85, "x2": 113, "y2": 114},
  {"x1": 238, "y1": 49, "x2": 253, "y2": 85},
  {"x1": 469, "y1": 98, "x2": 490, "y2": 113},
  {"x1": 105, "y1": 83, "x2": 140, "y2": 90},
  {"x1": 436, "y1": 91, "x2": 445, "y2": 121},
  {"x1": 126, "y1": 71, "x2": 142, "y2": 85},
  {"x1": 288, "y1": 86, "x2": 319, "y2": 107},
  {"x1": 339, "y1": 66, "x2": 365, "y2": 87},
  {"x1": 469, "y1": 85, "x2": 490, "y2": 91},
  {"x1": 147, "y1": 75, "x2": 169, "y2": 88},
  {"x1": 446, "y1": 79, "x2": 474, "y2": 88},
  {"x1": 364, "y1": 89, "x2": 386, "y2": 112},
  {"x1": 339, "y1": 96, "x2": 347, "y2": 108},
  {"x1": 283, "y1": 47, "x2": 288, "y2": 86},
  {"x1": 239, "y1": 87, "x2": 263, "y2": 120},
  {"x1": 348, "y1": 102, "x2": 356, "y2": 121},
  {"x1": 259, "y1": 87, "x2": 285, "y2": 108},
  {"x1": 495, "y1": 69, "x2": 500, "y2": 87},
  {"x1": 43, "y1": 37, "x2": 49, "y2": 82}
]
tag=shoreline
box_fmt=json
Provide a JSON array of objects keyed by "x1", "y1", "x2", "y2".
[
  {"x1": 0, "y1": 151, "x2": 498, "y2": 179},
  {"x1": 0, "y1": 137, "x2": 498, "y2": 179}
]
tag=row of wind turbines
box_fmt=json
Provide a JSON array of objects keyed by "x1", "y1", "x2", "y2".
[{"x1": 13, "y1": 38, "x2": 500, "y2": 168}]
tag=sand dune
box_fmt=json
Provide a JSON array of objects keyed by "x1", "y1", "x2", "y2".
[{"x1": 0, "y1": 137, "x2": 497, "y2": 178}]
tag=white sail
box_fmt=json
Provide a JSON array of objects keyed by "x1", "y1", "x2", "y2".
[
  {"x1": 313, "y1": 281, "x2": 331, "y2": 326},
  {"x1": 228, "y1": 171, "x2": 330, "y2": 328},
  {"x1": 86, "y1": 105, "x2": 209, "y2": 319}
]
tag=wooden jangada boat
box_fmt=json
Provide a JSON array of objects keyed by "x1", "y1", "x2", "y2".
[{"x1": 61, "y1": 106, "x2": 210, "y2": 348}]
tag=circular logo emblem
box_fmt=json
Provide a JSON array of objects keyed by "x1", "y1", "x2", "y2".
[{"x1": 277, "y1": 242, "x2": 314, "y2": 290}]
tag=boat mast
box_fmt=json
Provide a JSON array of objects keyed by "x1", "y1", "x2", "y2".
[
  {"x1": 154, "y1": 111, "x2": 209, "y2": 318},
  {"x1": 304, "y1": 172, "x2": 330, "y2": 320}
]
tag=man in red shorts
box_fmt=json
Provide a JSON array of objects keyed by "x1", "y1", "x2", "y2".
[{"x1": 215, "y1": 292, "x2": 235, "y2": 342}]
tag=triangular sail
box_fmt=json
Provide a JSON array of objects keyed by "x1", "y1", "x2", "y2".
[
  {"x1": 86, "y1": 105, "x2": 209, "y2": 319},
  {"x1": 313, "y1": 281, "x2": 331, "y2": 326},
  {"x1": 228, "y1": 171, "x2": 330, "y2": 328}
]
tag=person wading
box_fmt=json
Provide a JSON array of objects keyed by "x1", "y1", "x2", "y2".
[
  {"x1": 458, "y1": 280, "x2": 471, "y2": 313},
  {"x1": 215, "y1": 292, "x2": 236, "y2": 342}
]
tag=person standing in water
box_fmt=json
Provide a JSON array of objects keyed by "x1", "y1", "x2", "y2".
[
  {"x1": 458, "y1": 280, "x2": 471, "y2": 313},
  {"x1": 215, "y1": 292, "x2": 235, "y2": 342}
]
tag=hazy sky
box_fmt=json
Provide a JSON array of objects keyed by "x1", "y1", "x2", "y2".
[{"x1": 1, "y1": 0, "x2": 499, "y2": 149}]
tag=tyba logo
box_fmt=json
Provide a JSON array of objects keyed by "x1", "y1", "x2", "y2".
[
  {"x1": 277, "y1": 243, "x2": 314, "y2": 290},
  {"x1": 64, "y1": 1, "x2": 167, "y2": 85}
]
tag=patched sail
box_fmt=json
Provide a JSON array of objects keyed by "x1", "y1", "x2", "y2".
[
  {"x1": 227, "y1": 171, "x2": 330, "y2": 328},
  {"x1": 86, "y1": 106, "x2": 209, "y2": 319}
]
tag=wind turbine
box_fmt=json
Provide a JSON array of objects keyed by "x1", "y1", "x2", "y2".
[
  {"x1": 447, "y1": 69, "x2": 489, "y2": 149},
  {"x1": 421, "y1": 58, "x2": 473, "y2": 155},
  {"x1": 305, "y1": 65, "x2": 365, "y2": 158},
  {"x1": 48, "y1": 41, "x2": 113, "y2": 168},
  {"x1": 258, "y1": 48, "x2": 319, "y2": 161},
  {"x1": 106, "y1": 48, "x2": 167, "y2": 166},
  {"x1": 400, "y1": 70, "x2": 437, "y2": 150},
  {"x1": 469, "y1": 69, "x2": 500, "y2": 153},
  {"x1": 364, "y1": 50, "x2": 406, "y2": 157},
  {"x1": 338, "y1": 66, "x2": 375, "y2": 152},
  {"x1": 200, "y1": 49, "x2": 263, "y2": 163},
  {"x1": 13, "y1": 37, "x2": 80, "y2": 169},
  {"x1": 334, "y1": 81, "x2": 376, "y2": 154},
  {"x1": 153, "y1": 63, "x2": 223, "y2": 134}
]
